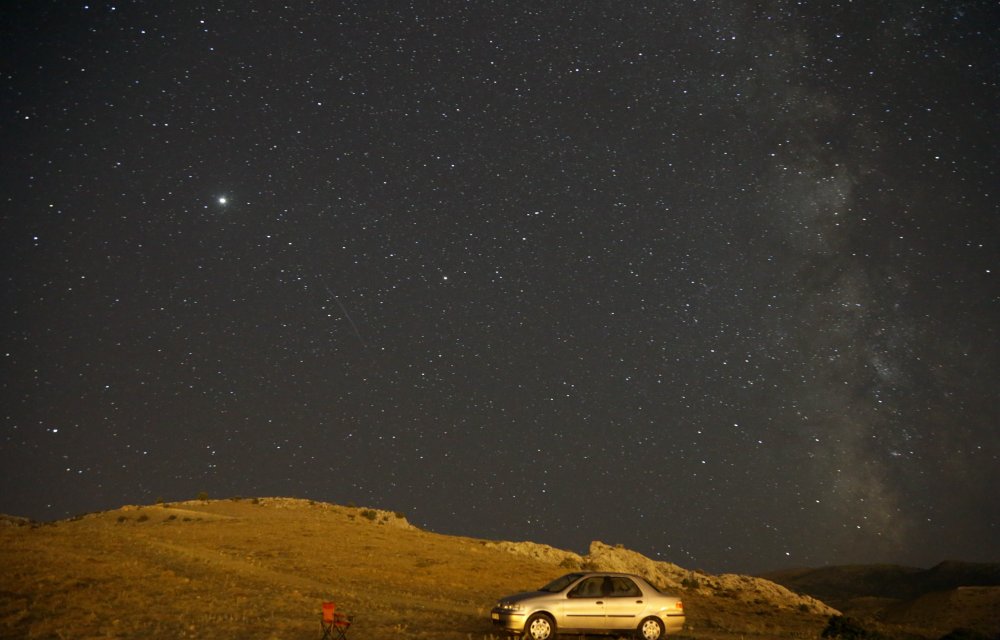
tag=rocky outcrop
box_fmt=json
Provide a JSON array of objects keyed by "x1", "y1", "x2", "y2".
[
  {"x1": 253, "y1": 497, "x2": 417, "y2": 529},
  {"x1": 583, "y1": 541, "x2": 690, "y2": 589},
  {"x1": 482, "y1": 540, "x2": 583, "y2": 566},
  {"x1": 583, "y1": 541, "x2": 835, "y2": 614},
  {"x1": 0, "y1": 514, "x2": 32, "y2": 527}
]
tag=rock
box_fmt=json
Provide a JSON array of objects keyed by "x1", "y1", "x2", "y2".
[
  {"x1": 0, "y1": 514, "x2": 33, "y2": 527},
  {"x1": 583, "y1": 541, "x2": 691, "y2": 590},
  {"x1": 583, "y1": 541, "x2": 836, "y2": 614},
  {"x1": 482, "y1": 540, "x2": 583, "y2": 566}
]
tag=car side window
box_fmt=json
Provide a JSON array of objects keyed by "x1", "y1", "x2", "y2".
[
  {"x1": 607, "y1": 577, "x2": 641, "y2": 597},
  {"x1": 568, "y1": 577, "x2": 605, "y2": 598}
]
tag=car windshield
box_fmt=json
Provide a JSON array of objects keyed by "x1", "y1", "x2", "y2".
[{"x1": 539, "y1": 573, "x2": 584, "y2": 593}]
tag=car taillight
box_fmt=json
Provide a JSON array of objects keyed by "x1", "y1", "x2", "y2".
[{"x1": 675, "y1": 601, "x2": 683, "y2": 610}]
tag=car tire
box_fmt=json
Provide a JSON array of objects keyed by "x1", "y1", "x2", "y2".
[
  {"x1": 522, "y1": 613, "x2": 556, "y2": 640},
  {"x1": 636, "y1": 616, "x2": 665, "y2": 640}
]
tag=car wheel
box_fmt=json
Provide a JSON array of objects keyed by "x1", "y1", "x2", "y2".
[
  {"x1": 636, "y1": 616, "x2": 664, "y2": 640},
  {"x1": 523, "y1": 613, "x2": 556, "y2": 640}
]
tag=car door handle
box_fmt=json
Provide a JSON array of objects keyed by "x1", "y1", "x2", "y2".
[
  {"x1": 636, "y1": 600, "x2": 643, "y2": 603},
  {"x1": 596, "y1": 601, "x2": 604, "y2": 605}
]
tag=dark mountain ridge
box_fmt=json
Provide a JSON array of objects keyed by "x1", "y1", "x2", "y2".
[{"x1": 761, "y1": 561, "x2": 1000, "y2": 604}]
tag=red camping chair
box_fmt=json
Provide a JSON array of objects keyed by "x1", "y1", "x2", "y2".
[{"x1": 320, "y1": 602, "x2": 352, "y2": 639}]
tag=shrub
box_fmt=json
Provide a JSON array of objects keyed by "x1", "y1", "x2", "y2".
[
  {"x1": 938, "y1": 630, "x2": 992, "y2": 640},
  {"x1": 196, "y1": 491, "x2": 209, "y2": 501},
  {"x1": 136, "y1": 514, "x2": 149, "y2": 523},
  {"x1": 360, "y1": 509, "x2": 378, "y2": 521},
  {"x1": 681, "y1": 576, "x2": 701, "y2": 590},
  {"x1": 821, "y1": 615, "x2": 886, "y2": 640}
]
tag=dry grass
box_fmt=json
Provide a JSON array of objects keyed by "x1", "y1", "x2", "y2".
[
  {"x1": 0, "y1": 497, "x2": 966, "y2": 639},
  {"x1": 1, "y1": 499, "x2": 558, "y2": 639}
]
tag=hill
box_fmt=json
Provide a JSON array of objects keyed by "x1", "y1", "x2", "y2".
[
  {"x1": 761, "y1": 562, "x2": 1000, "y2": 604},
  {"x1": 761, "y1": 562, "x2": 1000, "y2": 638},
  {"x1": 0, "y1": 497, "x2": 989, "y2": 639}
]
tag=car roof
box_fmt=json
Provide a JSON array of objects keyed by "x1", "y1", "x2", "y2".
[{"x1": 566, "y1": 571, "x2": 653, "y2": 581}]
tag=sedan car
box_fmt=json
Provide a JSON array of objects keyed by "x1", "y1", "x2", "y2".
[{"x1": 491, "y1": 571, "x2": 685, "y2": 640}]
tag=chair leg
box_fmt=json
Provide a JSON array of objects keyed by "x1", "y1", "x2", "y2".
[{"x1": 333, "y1": 617, "x2": 351, "y2": 639}]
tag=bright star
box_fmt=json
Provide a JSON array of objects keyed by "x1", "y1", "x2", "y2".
[{"x1": 218, "y1": 196, "x2": 228, "y2": 205}]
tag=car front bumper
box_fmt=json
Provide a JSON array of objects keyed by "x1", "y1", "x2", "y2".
[{"x1": 490, "y1": 608, "x2": 527, "y2": 632}]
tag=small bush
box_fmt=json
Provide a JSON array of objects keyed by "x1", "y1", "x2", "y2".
[
  {"x1": 196, "y1": 491, "x2": 209, "y2": 501},
  {"x1": 136, "y1": 514, "x2": 149, "y2": 523},
  {"x1": 821, "y1": 615, "x2": 887, "y2": 640},
  {"x1": 938, "y1": 630, "x2": 993, "y2": 640},
  {"x1": 117, "y1": 516, "x2": 128, "y2": 523},
  {"x1": 360, "y1": 509, "x2": 378, "y2": 521}
]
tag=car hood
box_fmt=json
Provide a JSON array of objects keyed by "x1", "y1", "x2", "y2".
[{"x1": 497, "y1": 590, "x2": 549, "y2": 604}]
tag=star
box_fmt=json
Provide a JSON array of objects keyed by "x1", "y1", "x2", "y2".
[{"x1": 1, "y1": 0, "x2": 995, "y2": 576}]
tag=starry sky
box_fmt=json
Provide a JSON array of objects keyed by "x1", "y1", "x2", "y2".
[{"x1": 2, "y1": 1, "x2": 997, "y2": 574}]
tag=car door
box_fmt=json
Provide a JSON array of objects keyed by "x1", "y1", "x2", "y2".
[
  {"x1": 602, "y1": 576, "x2": 649, "y2": 630},
  {"x1": 558, "y1": 576, "x2": 606, "y2": 631}
]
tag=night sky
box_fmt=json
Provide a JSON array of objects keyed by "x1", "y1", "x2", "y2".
[{"x1": 2, "y1": 1, "x2": 997, "y2": 574}]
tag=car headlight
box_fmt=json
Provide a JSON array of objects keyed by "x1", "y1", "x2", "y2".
[{"x1": 495, "y1": 601, "x2": 524, "y2": 612}]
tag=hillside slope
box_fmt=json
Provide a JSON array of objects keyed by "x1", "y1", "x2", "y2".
[
  {"x1": 762, "y1": 562, "x2": 1000, "y2": 638},
  {"x1": 0, "y1": 497, "x2": 979, "y2": 639}
]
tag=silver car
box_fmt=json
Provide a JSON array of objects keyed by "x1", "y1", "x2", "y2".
[{"x1": 490, "y1": 571, "x2": 685, "y2": 640}]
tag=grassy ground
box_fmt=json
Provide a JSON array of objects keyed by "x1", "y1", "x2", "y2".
[
  {"x1": 0, "y1": 498, "x2": 904, "y2": 639},
  {"x1": 1, "y1": 499, "x2": 559, "y2": 639}
]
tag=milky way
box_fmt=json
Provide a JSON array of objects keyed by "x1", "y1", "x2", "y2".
[{"x1": 2, "y1": 1, "x2": 997, "y2": 573}]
